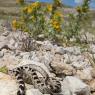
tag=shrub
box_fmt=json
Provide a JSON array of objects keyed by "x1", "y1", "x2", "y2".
[
  {"x1": 0, "y1": 66, "x2": 8, "y2": 74},
  {"x1": 12, "y1": 0, "x2": 91, "y2": 45},
  {"x1": 63, "y1": 0, "x2": 91, "y2": 43}
]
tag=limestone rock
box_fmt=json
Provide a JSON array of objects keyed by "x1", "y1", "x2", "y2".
[
  {"x1": 89, "y1": 44, "x2": 95, "y2": 54},
  {"x1": 0, "y1": 72, "x2": 18, "y2": 95},
  {"x1": 0, "y1": 72, "x2": 46, "y2": 95},
  {"x1": 89, "y1": 79, "x2": 95, "y2": 93},
  {"x1": 61, "y1": 76, "x2": 90, "y2": 95},
  {"x1": 50, "y1": 62, "x2": 76, "y2": 75},
  {"x1": 0, "y1": 50, "x2": 4, "y2": 58},
  {"x1": 76, "y1": 68, "x2": 93, "y2": 81},
  {"x1": 63, "y1": 46, "x2": 81, "y2": 55},
  {"x1": 0, "y1": 30, "x2": 35, "y2": 51},
  {"x1": 41, "y1": 41, "x2": 53, "y2": 51},
  {"x1": 54, "y1": 46, "x2": 66, "y2": 55},
  {"x1": 26, "y1": 89, "x2": 43, "y2": 95},
  {"x1": 91, "y1": 68, "x2": 95, "y2": 78}
]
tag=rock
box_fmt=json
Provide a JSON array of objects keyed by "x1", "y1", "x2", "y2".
[
  {"x1": 50, "y1": 62, "x2": 76, "y2": 75},
  {"x1": 41, "y1": 41, "x2": 53, "y2": 51},
  {"x1": 72, "y1": 61, "x2": 91, "y2": 70},
  {"x1": 37, "y1": 34, "x2": 45, "y2": 41},
  {"x1": 63, "y1": 54, "x2": 85, "y2": 65},
  {"x1": 89, "y1": 44, "x2": 95, "y2": 54},
  {"x1": 91, "y1": 68, "x2": 95, "y2": 78},
  {"x1": 17, "y1": 51, "x2": 40, "y2": 62},
  {"x1": 2, "y1": 31, "x2": 10, "y2": 36},
  {"x1": 63, "y1": 46, "x2": 81, "y2": 55},
  {"x1": 0, "y1": 50, "x2": 4, "y2": 58},
  {"x1": 26, "y1": 89, "x2": 43, "y2": 95},
  {"x1": 54, "y1": 46, "x2": 66, "y2": 55},
  {"x1": 0, "y1": 72, "x2": 18, "y2": 95},
  {"x1": 0, "y1": 72, "x2": 46, "y2": 95},
  {"x1": 61, "y1": 76, "x2": 90, "y2": 95},
  {"x1": 63, "y1": 54, "x2": 71, "y2": 64},
  {"x1": 0, "y1": 36, "x2": 8, "y2": 50},
  {"x1": 92, "y1": 93, "x2": 95, "y2": 95},
  {"x1": 19, "y1": 52, "x2": 35, "y2": 60},
  {"x1": 76, "y1": 68, "x2": 93, "y2": 81},
  {"x1": 52, "y1": 54, "x2": 64, "y2": 64},
  {"x1": 29, "y1": 51, "x2": 40, "y2": 62},
  {"x1": 89, "y1": 79, "x2": 95, "y2": 93},
  {"x1": 0, "y1": 30, "x2": 35, "y2": 51},
  {"x1": 0, "y1": 28, "x2": 94, "y2": 95},
  {"x1": 19, "y1": 49, "x2": 54, "y2": 71},
  {"x1": 0, "y1": 54, "x2": 19, "y2": 68},
  {"x1": 39, "y1": 51, "x2": 54, "y2": 71}
]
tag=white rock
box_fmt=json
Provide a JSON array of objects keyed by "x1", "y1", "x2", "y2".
[
  {"x1": 30, "y1": 52, "x2": 40, "y2": 62},
  {"x1": 0, "y1": 54, "x2": 19, "y2": 68},
  {"x1": 40, "y1": 51, "x2": 54, "y2": 71},
  {"x1": 64, "y1": 54, "x2": 84, "y2": 64},
  {"x1": 0, "y1": 30, "x2": 34, "y2": 51},
  {"x1": 63, "y1": 54, "x2": 71, "y2": 64},
  {"x1": 76, "y1": 68, "x2": 93, "y2": 81},
  {"x1": 50, "y1": 62, "x2": 76, "y2": 75},
  {"x1": 54, "y1": 46, "x2": 66, "y2": 55},
  {"x1": 42, "y1": 41, "x2": 53, "y2": 51},
  {"x1": 72, "y1": 61, "x2": 90, "y2": 70},
  {"x1": 64, "y1": 46, "x2": 81, "y2": 55},
  {"x1": 61, "y1": 76, "x2": 90, "y2": 95},
  {"x1": 89, "y1": 80, "x2": 95, "y2": 92},
  {"x1": 19, "y1": 51, "x2": 40, "y2": 62},
  {"x1": 2, "y1": 31, "x2": 10, "y2": 36},
  {"x1": 0, "y1": 72, "x2": 18, "y2": 95},
  {"x1": 20, "y1": 52, "x2": 33, "y2": 60},
  {"x1": 0, "y1": 72, "x2": 46, "y2": 95},
  {"x1": 0, "y1": 50, "x2": 4, "y2": 58},
  {"x1": 26, "y1": 89, "x2": 43, "y2": 95},
  {"x1": 89, "y1": 44, "x2": 95, "y2": 54}
]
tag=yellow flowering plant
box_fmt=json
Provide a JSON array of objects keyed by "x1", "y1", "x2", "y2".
[
  {"x1": 11, "y1": 0, "x2": 91, "y2": 46},
  {"x1": 16, "y1": 0, "x2": 24, "y2": 5},
  {"x1": 12, "y1": 19, "x2": 19, "y2": 30},
  {"x1": 12, "y1": 0, "x2": 63, "y2": 42},
  {"x1": 46, "y1": 4, "x2": 52, "y2": 12},
  {"x1": 63, "y1": 0, "x2": 91, "y2": 43}
]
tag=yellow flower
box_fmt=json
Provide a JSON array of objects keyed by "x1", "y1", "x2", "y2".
[
  {"x1": 22, "y1": 7, "x2": 28, "y2": 13},
  {"x1": 27, "y1": 1, "x2": 41, "y2": 14},
  {"x1": 55, "y1": 25, "x2": 60, "y2": 29},
  {"x1": 76, "y1": 6, "x2": 82, "y2": 13},
  {"x1": 31, "y1": 2, "x2": 41, "y2": 8},
  {"x1": 27, "y1": 6, "x2": 33, "y2": 14},
  {"x1": 55, "y1": 11, "x2": 63, "y2": 17},
  {"x1": 54, "y1": 0, "x2": 62, "y2": 7},
  {"x1": 52, "y1": 11, "x2": 63, "y2": 22},
  {"x1": 12, "y1": 19, "x2": 17, "y2": 30},
  {"x1": 47, "y1": 4, "x2": 52, "y2": 12},
  {"x1": 16, "y1": 0, "x2": 24, "y2": 4},
  {"x1": 51, "y1": 19, "x2": 61, "y2": 32}
]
